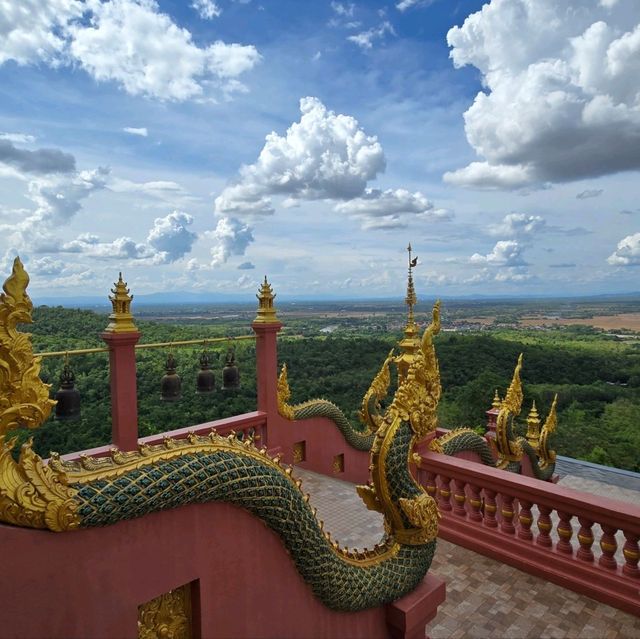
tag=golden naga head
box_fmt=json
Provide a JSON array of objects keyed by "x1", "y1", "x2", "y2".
[
  {"x1": 1, "y1": 257, "x2": 33, "y2": 327},
  {"x1": 0, "y1": 257, "x2": 55, "y2": 439},
  {"x1": 385, "y1": 300, "x2": 442, "y2": 439}
]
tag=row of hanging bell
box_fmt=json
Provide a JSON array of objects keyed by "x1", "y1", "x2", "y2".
[
  {"x1": 53, "y1": 346, "x2": 241, "y2": 418},
  {"x1": 161, "y1": 347, "x2": 240, "y2": 402},
  {"x1": 54, "y1": 361, "x2": 82, "y2": 421}
]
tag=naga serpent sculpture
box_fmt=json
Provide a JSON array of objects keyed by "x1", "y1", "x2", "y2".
[
  {"x1": 0, "y1": 257, "x2": 440, "y2": 612},
  {"x1": 278, "y1": 301, "x2": 557, "y2": 481},
  {"x1": 276, "y1": 349, "x2": 395, "y2": 451},
  {"x1": 431, "y1": 355, "x2": 558, "y2": 481}
]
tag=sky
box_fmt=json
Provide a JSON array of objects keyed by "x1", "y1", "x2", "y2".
[{"x1": 0, "y1": 0, "x2": 639, "y2": 301}]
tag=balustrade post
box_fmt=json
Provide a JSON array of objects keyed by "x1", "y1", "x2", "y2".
[
  {"x1": 483, "y1": 489, "x2": 498, "y2": 528},
  {"x1": 467, "y1": 484, "x2": 482, "y2": 522},
  {"x1": 517, "y1": 499, "x2": 534, "y2": 541},
  {"x1": 556, "y1": 511, "x2": 574, "y2": 555},
  {"x1": 577, "y1": 517, "x2": 595, "y2": 563},
  {"x1": 500, "y1": 494, "x2": 516, "y2": 535},
  {"x1": 101, "y1": 273, "x2": 139, "y2": 452},
  {"x1": 437, "y1": 476, "x2": 452, "y2": 512},
  {"x1": 252, "y1": 278, "x2": 282, "y2": 449},
  {"x1": 598, "y1": 525, "x2": 618, "y2": 570},
  {"x1": 424, "y1": 471, "x2": 437, "y2": 499},
  {"x1": 452, "y1": 479, "x2": 467, "y2": 518},
  {"x1": 622, "y1": 531, "x2": 640, "y2": 578},
  {"x1": 536, "y1": 505, "x2": 553, "y2": 548}
]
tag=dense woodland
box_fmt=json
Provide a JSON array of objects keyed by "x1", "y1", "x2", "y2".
[{"x1": 12, "y1": 306, "x2": 640, "y2": 472}]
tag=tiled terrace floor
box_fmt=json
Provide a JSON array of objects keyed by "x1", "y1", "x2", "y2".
[{"x1": 293, "y1": 467, "x2": 640, "y2": 639}]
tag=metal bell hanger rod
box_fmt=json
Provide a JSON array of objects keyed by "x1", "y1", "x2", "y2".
[{"x1": 35, "y1": 334, "x2": 255, "y2": 358}]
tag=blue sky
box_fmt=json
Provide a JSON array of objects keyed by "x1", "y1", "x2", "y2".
[{"x1": 0, "y1": 0, "x2": 639, "y2": 300}]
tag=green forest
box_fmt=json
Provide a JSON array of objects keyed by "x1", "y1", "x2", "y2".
[{"x1": 13, "y1": 306, "x2": 640, "y2": 472}]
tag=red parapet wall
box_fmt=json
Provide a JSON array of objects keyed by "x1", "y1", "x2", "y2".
[
  {"x1": 418, "y1": 451, "x2": 640, "y2": 617},
  {"x1": 268, "y1": 411, "x2": 371, "y2": 484},
  {"x1": 0, "y1": 500, "x2": 443, "y2": 639}
]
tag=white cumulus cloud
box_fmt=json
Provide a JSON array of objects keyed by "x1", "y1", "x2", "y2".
[
  {"x1": 445, "y1": 0, "x2": 640, "y2": 189},
  {"x1": 489, "y1": 213, "x2": 546, "y2": 238},
  {"x1": 209, "y1": 217, "x2": 254, "y2": 266},
  {"x1": 146, "y1": 211, "x2": 197, "y2": 263},
  {"x1": 470, "y1": 240, "x2": 527, "y2": 266},
  {"x1": 211, "y1": 97, "x2": 444, "y2": 264},
  {"x1": 215, "y1": 97, "x2": 386, "y2": 216},
  {"x1": 0, "y1": 0, "x2": 260, "y2": 102},
  {"x1": 607, "y1": 232, "x2": 640, "y2": 265}
]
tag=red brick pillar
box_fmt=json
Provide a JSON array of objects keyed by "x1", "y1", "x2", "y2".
[
  {"x1": 101, "y1": 273, "x2": 140, "y2": 452},
  {"x1": 102, "y1": 330, "x2": 140, "y2": 451},
  {"x1": 252, "y1": 277, "x2": 283, "y2": 450},
  {"x1": 252, "y1": 321, "x2": 282, "y2": 446}
]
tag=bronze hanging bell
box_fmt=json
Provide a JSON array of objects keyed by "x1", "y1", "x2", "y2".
[
  {"x1": 161, "y1": 352, "x2": 181, "y2": 401},
  {"x1": 54, "y1": 360, "x2": 81, "y2": 420},
  {"x1": 222, "y1": 346, "x2": 240, "y2": 390},
  {"x1": 196, "y1": 351, "x2": 216, "y2": 395}
]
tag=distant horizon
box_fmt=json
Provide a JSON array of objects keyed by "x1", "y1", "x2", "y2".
[{"x1": 31, "y1": 289, "x2": 640, "y2": 310}]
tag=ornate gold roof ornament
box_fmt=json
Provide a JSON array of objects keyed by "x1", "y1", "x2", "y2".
[
  {"x1": 538, "y1": 394, "x2": 558, "y2": 469},
  {"x1": 0, "y1": 257, "x2": 79, "y2": 531},
  {"x1": 525, "y1": 400, "x2": 541, "y2": 451},
  {"x1": 358, "y1": 348, "x2": 395, "y2": 433},
  {"x1": 495, "y1": 354, "x2": 524, "y2": 461},
  {"x1": 104, "y1": 272, "x2": 137, "y2": 333},
  {"x1": 277, "y1": 363, "x2": 295, "y2": 420},
  {"x1": 492, "y1": 389, "x2": 502, "y2": 409},
  {"x1": 386, "y1": 300, "x2": 441, "y2": 440},
  {"x1": 254, "y1": 276, "x2": 279, "y2": 324},
  {"x1": 395, "y1": 244, "x2": 421, "y2": 383},
  {"x1": 0, "y1": 257, "x2": 55, "y2": 439}
]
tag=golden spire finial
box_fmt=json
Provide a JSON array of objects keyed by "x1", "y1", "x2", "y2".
[
  {"x1": 254, "y1": 276, "x2": 279, "y2": 324},
  {"x1": 526, "y1": 399, "x2": 541, "y2": 449},
  {"x1": 104, "y1": 273, "x2": 137, "y2": 333},
  {"x1": 405, "y1": 243, "x2": 417, "y2": 323},
  {"x1": 492, "y1": 389, "x2": 502, "y2": 409},
  {"x1": 395, "y1": 244, "x2": 422, "y2": 383}
]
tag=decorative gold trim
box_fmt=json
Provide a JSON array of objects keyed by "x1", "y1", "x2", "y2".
[{"x1": 0, "y1": 436, "x2": 80, "y2": 531}]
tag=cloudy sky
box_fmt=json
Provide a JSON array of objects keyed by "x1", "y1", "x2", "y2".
[{"x1": 1, "y1": 0, "x2": 639, "y2": 300}]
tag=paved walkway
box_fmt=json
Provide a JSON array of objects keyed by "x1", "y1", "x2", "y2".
[{"x1": 293, "y1": 468, "x2": 640, "y2": 639}]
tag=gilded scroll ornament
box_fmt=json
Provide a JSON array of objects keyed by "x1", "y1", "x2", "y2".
[{"x1": 138, "y1": 584, "x2": 192, "y2": 639}]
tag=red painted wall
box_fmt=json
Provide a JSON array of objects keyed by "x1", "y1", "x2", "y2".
[{"x1": 0, "y1": 500, "x2": 442, "y2": 639}]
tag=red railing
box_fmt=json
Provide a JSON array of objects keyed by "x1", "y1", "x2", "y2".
[{"x1": 416, "y1": 451, "x2": 640, "y2": 616}]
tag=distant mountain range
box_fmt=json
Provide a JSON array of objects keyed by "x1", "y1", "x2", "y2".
[{"x1": 31, "y1": 290, "x2": 640, "y2": 309}]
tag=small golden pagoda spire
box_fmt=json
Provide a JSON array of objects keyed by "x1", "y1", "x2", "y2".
[
  {"x1": 492, "y1": 389, "x2": 502, "y2": 409},
  {"x1": 395, "y1": 244, "x2": 421, "y2": 383},
  {"x1": 104, "y1": 272, "x2": 137, "y2": 333},
  {"x1": 526, "y1": 400, "x2": 541, "y2": 450},
  {"x1": 254, "y1": 276, "x2": 279, "y2": 324}
]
